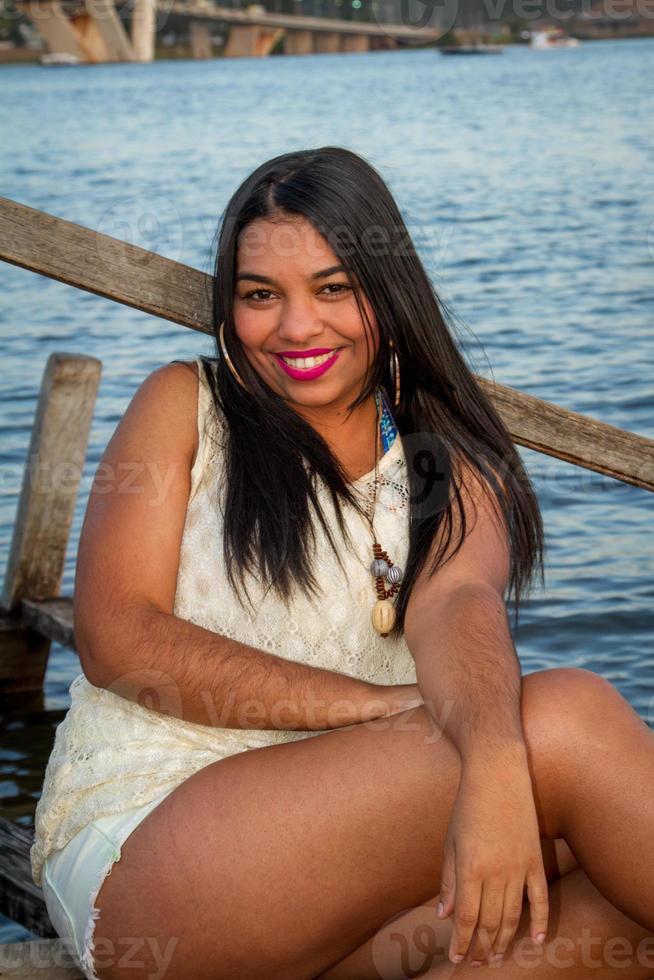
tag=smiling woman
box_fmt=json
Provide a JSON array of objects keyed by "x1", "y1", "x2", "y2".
[
  {"x1": 32, "y1": 146, "x2": 654, "y2": 980},
  {"x1": 209, "y1": 148, "x2": 544, "y2": 636}
]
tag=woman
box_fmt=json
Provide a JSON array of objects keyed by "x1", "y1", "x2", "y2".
[{"x1": 32, "y1": 146, "x2": 654, "y2": 980}]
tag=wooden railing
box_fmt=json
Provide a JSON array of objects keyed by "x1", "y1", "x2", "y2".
[{"x1": 3, "y1": 197, "x2": 652, "y2": 492}]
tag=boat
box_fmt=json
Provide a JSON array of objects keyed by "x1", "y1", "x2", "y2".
[
  {"x1": 529, "y1": 28, "x2": 580, "y2": 47},
  {"x1": 40, "y1": 52, "x2": 81, "y2": 65},
  {"x1": 439, "y1": 44, "x2": 504, "y2": 54}
]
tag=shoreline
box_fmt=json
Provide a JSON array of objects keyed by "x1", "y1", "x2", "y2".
[
  {"x1": 1, "y1": 26, "x2": 653, "y2": 65},
  {"x1": 0, "y1": 31, "x2": 654, "y2": 68}
]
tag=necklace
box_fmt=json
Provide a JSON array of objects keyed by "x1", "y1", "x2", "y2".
[{"x1": 366, "y1": 388, "x2": 403, "y2": 637}]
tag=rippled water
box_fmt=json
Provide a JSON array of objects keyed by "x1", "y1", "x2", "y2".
[{"x1": 1, "y1": 37, "x2": 653, "y2": 942}]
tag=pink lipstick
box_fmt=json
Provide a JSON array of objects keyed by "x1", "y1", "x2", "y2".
[{"x1": 274, "y1": 348, "x2": 341, "y2": 381}]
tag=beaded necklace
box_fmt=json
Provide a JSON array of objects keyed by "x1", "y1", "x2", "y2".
[
  {"x1": 379, "y1": 386, "x2": 398, "y2": 453},
  {"x1": 365, "y1": 387, "x2": 402, "y2": 637}
]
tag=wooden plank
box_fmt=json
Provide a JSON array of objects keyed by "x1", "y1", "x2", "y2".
[
  {"x1": 477, "y1": 377, "x2": 654, "y2": 493},
  {"x1": 19, "y1": 599, "x2": 75, "y2": 653},
  {"x1": 0, "y1": 818, "x2": 55, "y2": 941},
  {"x1": 0, "y1": 196, "x2": 652, "y2": 490},
  {"x1": 1, "y1": 355, "x2": 101, "y2": 617},
  {"x1": 0, "y1": 599, "x2": 75, "y2": 693},
  {"x1": 0, "y1": 197, "x2": 212, "y2": 334},
  {"x1": 0, "y1": 940, "x2": 83, "y2": 978}
]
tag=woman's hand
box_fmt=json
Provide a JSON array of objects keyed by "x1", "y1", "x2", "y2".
[{"x1": 436, "y1": 748, "x2": 549, "y2": 967}]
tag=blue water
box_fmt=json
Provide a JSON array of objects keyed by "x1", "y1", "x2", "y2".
[{"x1": 1, "y1": 38, "x2": 653, "y2": 943}]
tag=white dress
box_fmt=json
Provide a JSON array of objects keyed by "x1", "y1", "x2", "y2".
[{"x1": 30, "y1": 355, "x2": 416, "y2": 888}]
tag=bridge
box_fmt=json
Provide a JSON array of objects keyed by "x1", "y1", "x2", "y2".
[{"x1": 16, "y1": 0, "x2": 445, "y2": 63}]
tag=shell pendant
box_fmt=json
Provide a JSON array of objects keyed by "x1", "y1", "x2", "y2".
[
  {"x1": 370, "y1": 541, "x2": 402, "y2": 637},
  {"x1": 372, "y1": 598, "x2": 396, "y2": 637}
]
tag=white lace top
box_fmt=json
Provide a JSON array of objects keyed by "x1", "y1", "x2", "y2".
[{"x1": 30, "y1": 356, "x2": 416, "y2": 887}]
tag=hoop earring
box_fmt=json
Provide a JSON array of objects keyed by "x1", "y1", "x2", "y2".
[
  {"x1": 219, "y1": 321, "x2": 249, "y2": 392},
  {"x1": 389, "y1": 341, "x2": 401, "y2": 409}
]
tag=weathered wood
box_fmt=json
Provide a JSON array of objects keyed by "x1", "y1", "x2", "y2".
[
  {"x1": 0, "y1": 197, "x2": 213, "y2": 334},
  {"x1": 0, "y1": 196, "x2": 652, "y2": 491},
  {"x1": 0, "y1": 601, "x2": 74, "y2": 693},
  {"x1": 477, "y1": 377, "x2": 654, "y2": 493},
  {"x1": 0, "y1": 818, "x2": 55, "y2": 941},
  {"x1": 19, "y1": 599, "x2": 75, "y2": 653},
  {"x1": 0, "y1": 617, "x2": 50, "y2": 696},
  {"x1": 0, "y1": 940, "x2": 83, "y2": 978},
  {"x1": 1, "y1": 354, "x2": 101, "y2": 617},
  {"x1": 0, "y1": 354, "x2": 98, "y2": 692}
]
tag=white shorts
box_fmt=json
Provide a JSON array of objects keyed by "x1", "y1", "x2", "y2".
[{"x1": 40, "y1": 790, "x2": 175, "y2": 980}]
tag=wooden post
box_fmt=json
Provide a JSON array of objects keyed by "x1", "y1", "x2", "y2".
[{"x1": 0, "y1": 354, "x2": 101, "y2": 695}]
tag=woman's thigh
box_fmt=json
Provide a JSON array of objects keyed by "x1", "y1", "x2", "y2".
[{"x1": 91, "y1": 668, "x2": 579, "y2": 980}]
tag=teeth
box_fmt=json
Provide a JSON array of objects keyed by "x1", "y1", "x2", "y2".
[{"x1": 281, "y1": 352, "x2": 334, "y2": 369}]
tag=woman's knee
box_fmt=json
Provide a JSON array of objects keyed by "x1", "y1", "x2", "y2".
[
  {"x1": 518, "y1": 668, "x2": 618, "y2": 829},
  {"x1": 523, "y1": 666, "x2": 623, "y2": 742}
]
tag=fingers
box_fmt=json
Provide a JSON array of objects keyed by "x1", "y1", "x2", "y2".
[
  {"x1": 486, "y1": 878, "x2": 525, "y2": 963},
  {"x1": 447, "y1": 871, "x2": 545, "y2": 966},
  {"x1": 527, "y1": 866, "x2": 550, "y2": 945},
  {"x1": 436, "y1": 845, "x2": 456, "y2": 921},
  {"x1": 448, "y1": 873, "x2": 482, "y2": 965},
  {"x1": 439, "y1": 851, "x2": 549, "y2": 966},
  {"x1": 466, "y1": 879, "x2": 505, "y2": 966},
  {"x1": 466, "y1": 870, "x2": 549, "y2": 965}
]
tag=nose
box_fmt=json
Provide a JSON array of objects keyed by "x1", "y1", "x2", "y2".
[{"x1": 275, "y1": 298, "x2": 326, "y2": 348}]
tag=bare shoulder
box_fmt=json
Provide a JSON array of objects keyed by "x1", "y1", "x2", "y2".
[{"x1": 117, "y1": 358, "x2": 201, "y2": 469}]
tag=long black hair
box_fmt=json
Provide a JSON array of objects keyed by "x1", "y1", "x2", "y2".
[{"x1": 200, "y1": 146, "x2": 544, "y2": 638}]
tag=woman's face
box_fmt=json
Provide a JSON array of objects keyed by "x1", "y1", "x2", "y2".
[{"x1": 232, "y1": 215, "x2": 378, "y2": 415}]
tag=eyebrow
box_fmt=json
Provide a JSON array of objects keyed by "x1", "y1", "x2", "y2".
[{"x1": 235, "y1": 264, "x2": 347, "y2": 285}]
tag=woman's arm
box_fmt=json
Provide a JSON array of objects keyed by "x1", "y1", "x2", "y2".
[
  {"x1": 74, "y1": 362, "x2": 420, "y2": 731},
  {"x1": 84, "y1": 599, "x2": 421, "y2": 730},
  {"x1": 404, "y1": 459, "x2": 549, "y2": 967},
  {"x1": 404, "y1": 456, "x2": 526, "y2": 760},
  {"x1": 406, "y1": 582, "x2": 525, "y2": 763}
]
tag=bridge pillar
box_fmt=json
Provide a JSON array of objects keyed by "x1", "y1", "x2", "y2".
[
  {"x1": 190, "y1": 19, "x2": 212, "y2": 57},
  {"x1": 284, "y1": 28, "x2": 313, "y2": 54},
  {"x1": 224, "y1": 23, "x2": 261, "y2": 56},
  {"x1": 85, "y1": 0, "x2": 134, "y2": 60},
  {"x1": 67, "y1": 9, "x2": 114, "y2": 60},
  {"x1": 16, "y1": 0, "x2": 88, "y2": 59},
  {"x1": 341, "y1": 32, "x2": 369, "y2": 51},
  {"x1": 314, "y1": 30, "x2": 341, "y2": 52},
  {"x1": 253, "y1": 26, "x2": 284, "y2": 55},
  {"x1": 16, "y1": 0, "x2": 134, "y2": 61},
  {"x1": 131, "y1": 0, "x2": 156, "y2": 61}
]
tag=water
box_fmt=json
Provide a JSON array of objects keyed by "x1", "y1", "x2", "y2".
[{"x1": 1, "y1": 38, "x2": 653, "y2": 943}]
